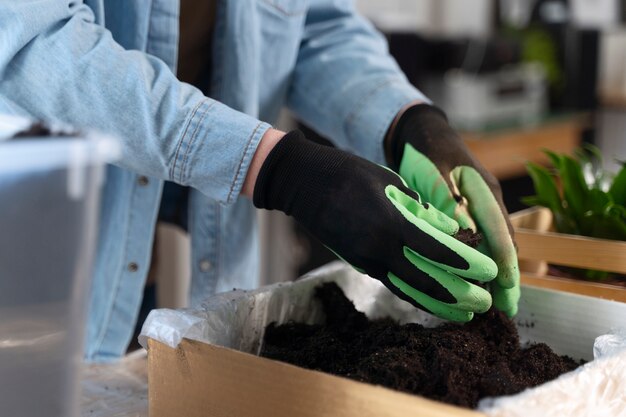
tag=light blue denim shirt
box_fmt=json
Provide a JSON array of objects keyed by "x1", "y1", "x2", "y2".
[{"x1": 0, "y1": 0, "x2": 427, "y2": 361}]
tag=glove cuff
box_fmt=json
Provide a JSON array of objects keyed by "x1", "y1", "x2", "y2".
[
  {"x1": 253, "y1": 129, "x2": 347, "y2": 218},
  {"x1": 389, "y1": 104, "x2": 450, "y2": 170}
]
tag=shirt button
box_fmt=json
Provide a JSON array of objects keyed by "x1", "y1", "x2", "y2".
[
  {"x1": 137, "y1": 176, "x2": 149, "y2": 186},
  {"x1": 128, "y1": 262, "x2": 139, "y2": 272},
  {"x1": 199, "y1": 260, "x2": 212, "y2": 272}
]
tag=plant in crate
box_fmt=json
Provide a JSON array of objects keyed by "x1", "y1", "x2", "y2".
[{"x1": 523, "y1": 146, "x2": 626, "y2": 281}]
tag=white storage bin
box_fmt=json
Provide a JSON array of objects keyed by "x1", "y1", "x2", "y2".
[{"x1": 0, "y1": 116, "x2": 118, "y2": 417}]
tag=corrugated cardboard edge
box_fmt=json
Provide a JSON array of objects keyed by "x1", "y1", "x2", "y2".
[{"x1": 148, "y1": 338, "x2": 485, "y2": 417}]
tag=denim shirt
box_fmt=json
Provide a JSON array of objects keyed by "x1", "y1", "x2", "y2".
[{"x1": 0, "y1": 0, "x2": 427, "y2": 361}]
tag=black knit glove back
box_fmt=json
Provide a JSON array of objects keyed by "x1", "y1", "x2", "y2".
[{"x1": 253, "y1": 130, "x2": 498, "y2": 322}]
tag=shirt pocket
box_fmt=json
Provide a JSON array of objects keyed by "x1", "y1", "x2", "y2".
[
  {"x1": 258, "y1": 0, "x2": 308, "y2": 17},
  {"x1": 256, "y1": 0, "x2": 308, "y2": 122}
]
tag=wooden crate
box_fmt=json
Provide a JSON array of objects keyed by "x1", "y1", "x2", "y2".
[{"x1": 511, "y1": 207, "x2": 626, "y2": 302}]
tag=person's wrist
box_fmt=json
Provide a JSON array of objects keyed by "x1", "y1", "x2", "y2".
[
  {"x1": 384, "y1": 100, "x2": 423, "y2": 165},
  {"x1": 252, "y1": 129, "x2": 349, "y2": 217},
  {"x1": 388, "y1": 104, "x2": 451, "y2": 170},
  {"x1": 242, "y1": 128, "x2": 285, "y2": 198}
]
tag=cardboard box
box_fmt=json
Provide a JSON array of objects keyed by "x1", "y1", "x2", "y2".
[
  {"x1": 143, "y1": 263, "x2": 626, "y2": 417},
  {"x1": 148, "y1": 339, "x2": 481, "y2": 417},
  {"x1": 511, "y1": 206, "x2": 626, "y2": 303}
]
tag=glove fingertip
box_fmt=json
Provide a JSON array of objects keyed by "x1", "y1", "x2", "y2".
[
  {"x1": 496, "y1": 302, "x2": 518, "y2": 318},
  {"x1": 492, "y1": 284, "x2": 521, "y2": 318},
  {"x1": 448, "y1": 310, "x2": 474, "y2": 323},
  {"x1": 474, "y1": 291, "x2": 493, "y2": 314},
  {"x1": 452, "y1": 283, "x2": 492, "y2": 313},
  {"x1": 496, "y1": 265, "x2": 521, "y2": 290},
  {"x1": 441, "y1": 215, "x2": 460, "y2": 236},
  {"x1": 433, "y1": 304, "x2": 474, "y2": 322},
  {"x1": 463, "y1": 253, "x2": 498, "y2": 282}
]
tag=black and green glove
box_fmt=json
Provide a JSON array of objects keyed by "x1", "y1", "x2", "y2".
[
  {"x1": 254, "y1": 130, "x2": 499, "y2": 322},
  {"x1": 388, "y1": 104, "x2": 520, "y2": 317}
]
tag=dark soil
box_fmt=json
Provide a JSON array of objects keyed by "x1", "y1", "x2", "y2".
[
  {"x1": 454, "y1": 228, "x2": 482, "y2": 248},
  {"x1": 11, "y1": 122, "x2": 78, "y2": 139},
  {"x1": 261, "y1": 283, "x2": 581, "y2": 409}
]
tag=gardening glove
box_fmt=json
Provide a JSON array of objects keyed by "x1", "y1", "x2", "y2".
[
  {"x1": 254, "y1": 130, "x2": 498, "y2": 322},
  {"x1": 388, "y1": 104, "x2": 520, "y2": 317}
]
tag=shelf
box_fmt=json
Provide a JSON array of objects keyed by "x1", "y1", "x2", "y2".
[{"x1": 461, "y1": 116, "x2": 588, "y2": 180}]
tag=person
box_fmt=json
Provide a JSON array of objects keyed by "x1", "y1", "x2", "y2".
[{"x1": 0, "y1": 0, "x2": 519, "y2": 362}]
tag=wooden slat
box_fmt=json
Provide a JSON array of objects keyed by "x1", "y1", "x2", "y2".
[
  {"x1": 515, "y1": 229, "x2": 626, "y2": 274},
  {"x1": 522, "y1": 273, "x2": 626, "y2": 303},
  {"x1": 600, "y1": 91, "x2": 626, "y2": 109},
  {"x1": 462, "y1": 118, "x2": 584, "y2": 180}
]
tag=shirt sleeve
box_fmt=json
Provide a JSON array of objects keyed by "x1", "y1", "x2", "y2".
[
  {"x1": 0, "y1": 1, "x2": 270, "y2": 204},
  {"x1": 286, "y1": 0, "x2": 430, "y2": 165}
]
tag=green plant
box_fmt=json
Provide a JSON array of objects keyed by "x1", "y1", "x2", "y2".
[{"x1": 523, "y1": 146, "x2": 626, "y2": 280}]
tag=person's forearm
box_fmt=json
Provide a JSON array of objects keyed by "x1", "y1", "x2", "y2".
[
  {"x1": 1, "y1": 4, "x2": 271, "y2": 203},
  {"x1": 242, "y1": 128, "x2": 285, "y2": 198}
]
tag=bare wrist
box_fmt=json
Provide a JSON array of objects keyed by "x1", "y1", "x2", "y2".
[{"x1": 242, "y1": 128, "x2": 285, "y2": 198}]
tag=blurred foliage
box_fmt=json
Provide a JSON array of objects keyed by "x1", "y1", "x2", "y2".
[
  {"x1": 523, "y1": 145, "x2": 626, "y2": 280},
  {"x1": 501, "y1": 25, "x2": 565, "y2": 94},
  {"x1": 521, "y1": 28, "x2": 564, "y2": 93}
]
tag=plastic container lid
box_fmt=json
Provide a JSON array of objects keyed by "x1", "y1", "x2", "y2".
[
  {"x1": 0, "y1": 114, "x2": 120, "y2": 200},
  {"x1": 0, "y1": 137, "x2": 120, "y2": 174},
  {"x1": 0, "y1": 114, "x2": 120, "y2": 174}
]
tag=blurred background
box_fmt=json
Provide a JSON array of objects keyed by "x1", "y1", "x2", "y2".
[
  {"x1": 154, "y1": 0, "x2": 626, "y2": 310},
  {"x1": 267, "y1": 0, "x2": 626, "y2": 282}
]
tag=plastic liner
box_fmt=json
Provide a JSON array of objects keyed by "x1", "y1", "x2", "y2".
[
  {"x1": 139, "y1": 262, "x2": 446, "y2": 355},
  {"x1": 140, "y1": 262, "x2": 626, "y2": 416}
]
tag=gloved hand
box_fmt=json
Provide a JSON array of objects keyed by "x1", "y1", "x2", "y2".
[
  {"x1": 388, "y1": 104, "x2": 520, "y2": 317},
  {"x1": 254, "y1": 130, "x2": 499, "y2": 322}
]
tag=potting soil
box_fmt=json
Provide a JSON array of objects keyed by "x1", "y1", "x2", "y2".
[{"x1": 261, "y1": 283, "x2": 581, "y2": 408}]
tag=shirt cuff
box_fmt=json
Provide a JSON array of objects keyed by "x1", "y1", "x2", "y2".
[
  {"x1": 345, "y1": 79, "x2": 430, "y2": 166},
  {"x1": 170, "y1": 98, "x2": 272, "y2": 204}
]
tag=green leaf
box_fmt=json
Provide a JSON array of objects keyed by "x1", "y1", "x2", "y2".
[
  {"x1": 542, "y1": 149, "x2": 563, "y2": 172},
  {"x1": 582, "y1": 144, "x2": 608, "y2": 189},
  {"x1": 558, "y1": 155, "x2": 589, "y2": 220},
  {"x1": 553, "y1": 212, "x2": 578, "y2": 235},
  {"x1": 526, "y1": 147, "x2": 626, "y2": 243},
  {"x1": 581, "y1": 143, "x2": 604, "y2": 162},
  {"x1": 577, "y1": 190, "x2": 608, "y2": 237},
  {"x1": 582, "y1": 212, "x2": 626, "y2": 241},
  {"x1": 586, "y1": 188, "x2": 611, "y2": 214},
  {"x1": 609, "y1": 164, "x2": 626, "y2": 206},
  {"x1": 608, "y1": 203, "x2": 626, "y2": 219},
  {"x1": 525, "y1": 162, "x2": 563, "y2": 214},
  {"x1": 521, "y1": 195, "x2": 543, "y2": 207}
]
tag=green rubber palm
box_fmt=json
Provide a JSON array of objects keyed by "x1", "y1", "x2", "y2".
[
  {"x1": 392, "y1": 107, "x2": 521, "y2": 317},
  {"x1": 382, "y1": 180, "x2": 498, "y2": 321}
]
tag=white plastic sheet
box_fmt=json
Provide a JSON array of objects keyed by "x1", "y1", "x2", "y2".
[
  {"x1": 479, "y1": 350, "x2": 626, "y2": 416},
  {"x1": 139, "y1": 262, "x2": 445, "y2": 355}
]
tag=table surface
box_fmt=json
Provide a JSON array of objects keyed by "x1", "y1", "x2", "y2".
[{"x1": 81, "y1": 350, "x2": 148, "y2": 417}]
